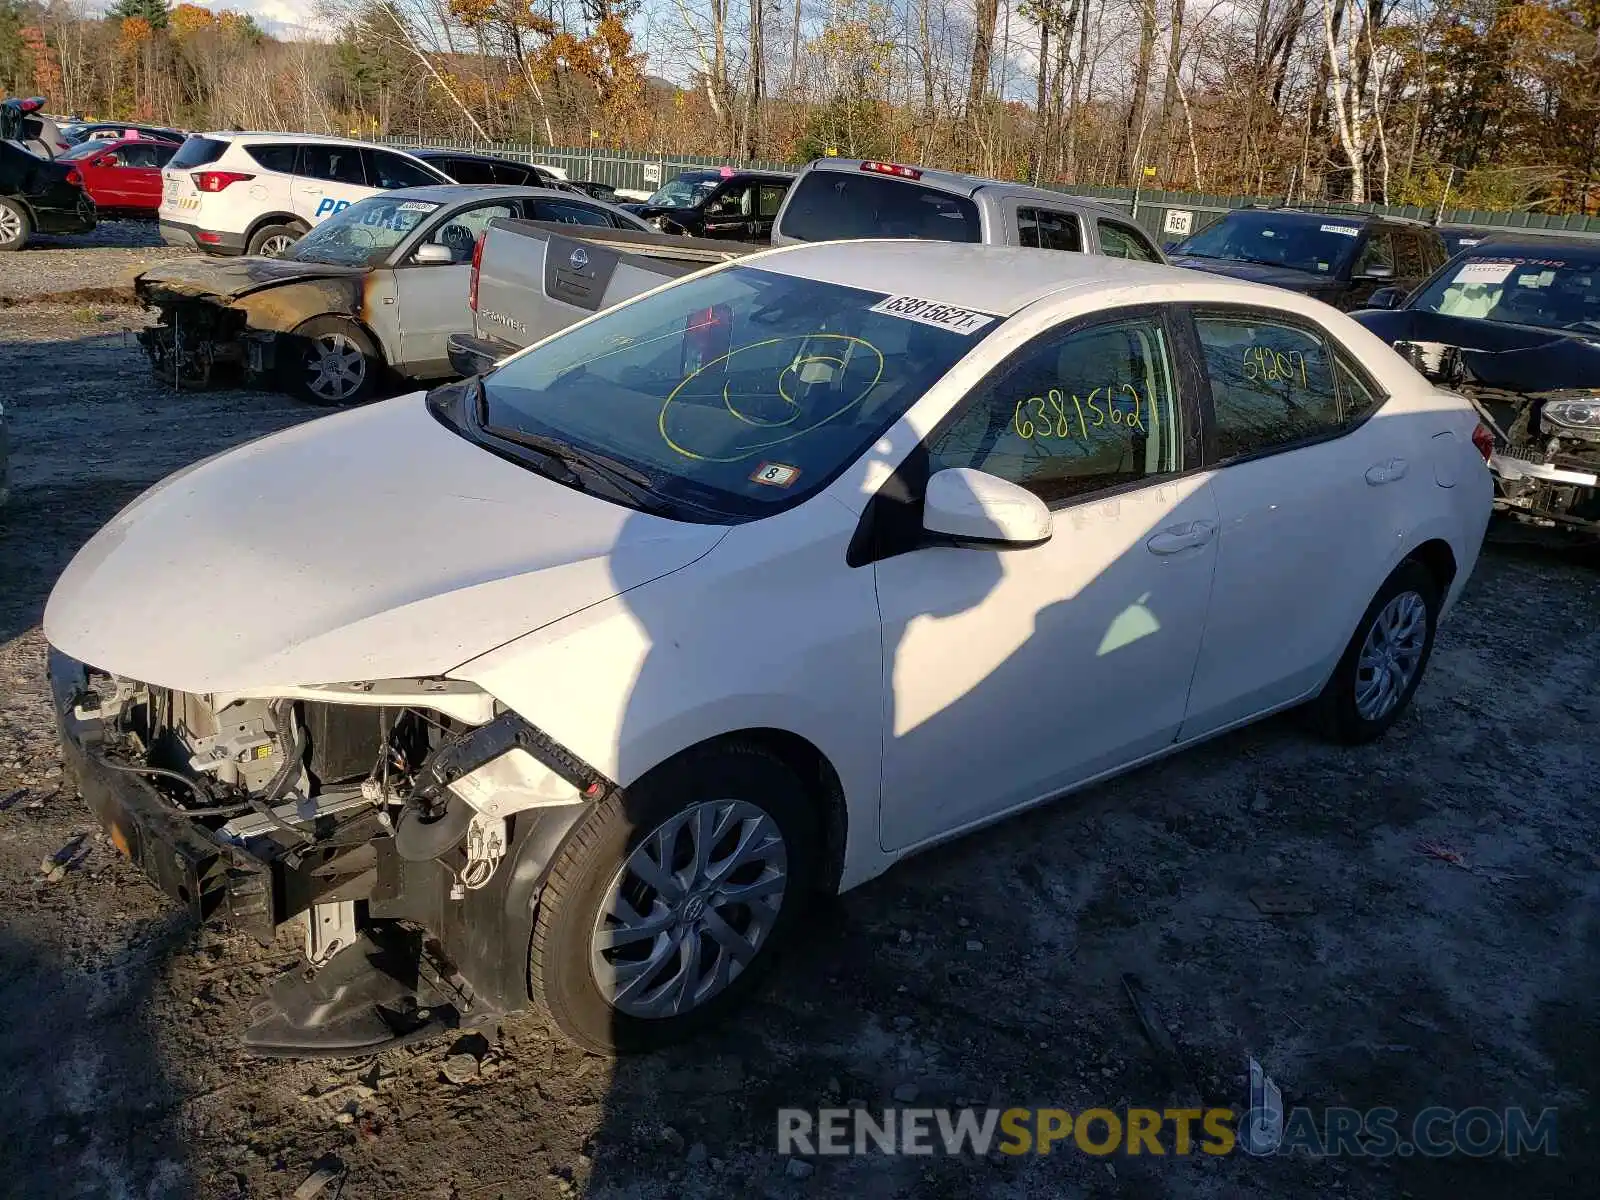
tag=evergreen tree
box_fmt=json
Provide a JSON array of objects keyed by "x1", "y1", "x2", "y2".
[{"x1": 106, "y1": 0, "x2": 171, "y2": 31}]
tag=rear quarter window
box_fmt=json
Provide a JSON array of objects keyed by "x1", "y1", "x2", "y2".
[
  {"x1": 168, "y1": 136, "x2": 229, "y2": 170},
  {"x1": 778, "y1": 170, "x2": 980, "y2": 243},
  {"x1": 244, "y1": 143, "x2": 298, "y2": 174}
]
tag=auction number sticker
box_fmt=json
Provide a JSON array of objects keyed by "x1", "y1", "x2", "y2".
[
  {"x1": 1453, "y1": 261, "x2": 1516, "y2": 285},
  {"x1": 1320, "y1": 224, "x2": 1360, "y2": 237},
  {"x1": 869, "y1": 294, "x2": 997, "y2": 335}
]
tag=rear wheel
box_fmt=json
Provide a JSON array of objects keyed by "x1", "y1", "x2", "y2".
[
  {"x1": 248, "y1": 221, "x2": 305, "y2": 257},
  {"x1": 530, "y1": 741, "x2": 821, "y2": 1054},
  {"x1": 1309, "y1": 560, "x2": 1440, "y2": 744},
  {"x1": 0, "y1": 198, "x2": 33, "y2": 251},
  {"x1": 284, "y1": 317, "x2": 379, "y2": 406}
]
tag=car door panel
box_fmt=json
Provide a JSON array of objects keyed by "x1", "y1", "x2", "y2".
[
  {"x1": 1178, "y1": 308, "x2": 1417, "y2": 739},
  {"x1": 873, "y1": 309, "x2": 1218, "y2": 852},
  {"x1": 291, "y1": 144, "x2": 373, "y2": 224},
  {"x1": 394, "y1": 200, "x2": 517, "y2": 376}
]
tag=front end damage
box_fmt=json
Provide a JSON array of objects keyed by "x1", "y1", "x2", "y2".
[
  {"x1": 1396, "y1": 340, "x2": 1600, "y2": 534},
  {"x1": 133, "y1": 261, "x2": 368, "y2": 390},
  {"x1": 49, "y1": 651, "x2": 610, "y2": 1057}
]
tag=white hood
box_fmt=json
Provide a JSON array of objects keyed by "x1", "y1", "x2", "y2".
[{"x1": 44, "y1": 394, "x2": 725, "y2": 694}]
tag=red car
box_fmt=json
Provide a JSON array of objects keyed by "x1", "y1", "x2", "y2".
[{"x1": 56, "y1": 136, "x2": 181, "y2": 218}]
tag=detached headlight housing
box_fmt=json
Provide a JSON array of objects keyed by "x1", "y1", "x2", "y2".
[{"x1": 1542, "y1": 396, "x2": 1600, "y2": 437}]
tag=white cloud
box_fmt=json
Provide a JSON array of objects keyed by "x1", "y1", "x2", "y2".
[{"x1": 192, "y1": 0, "x2": 326, "y2": 39}]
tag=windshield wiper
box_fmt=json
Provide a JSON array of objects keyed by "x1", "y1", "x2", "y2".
[{"x1": 472, "y1": 377, "x2": 672, "y2": 513}]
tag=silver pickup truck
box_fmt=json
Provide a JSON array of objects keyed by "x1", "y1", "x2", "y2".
[
  {"x1": 447, "y1": 221, "x2": 752, "y2": 376},
  {"x1": 447, "y1": 160, "x2": 1167, "y2": 376}
]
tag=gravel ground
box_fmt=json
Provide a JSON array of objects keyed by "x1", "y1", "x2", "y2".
[
  {"x1": 1, "y1": 263, "x2": 1598, "y2": 1200},
  {"x1": 0, "y1": 221, "x2": 193, "y2": 304}
]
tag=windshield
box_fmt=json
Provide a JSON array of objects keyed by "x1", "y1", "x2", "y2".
[
  {"x1": 1409, "y1": 253, "x2": 1600, "y2": 332},
  {"x1": 475, "y1": 265, "x2": 998, "y2": 518},
  {"x1": 282, "y1": 196, "x2": 442, "y2": 266},
  {"x1": 1173, "y1": 212, "x2": 1362, "y2": 275},
  {"x1": 646, "y1": 176, "x2": 719, "y2": 208}
]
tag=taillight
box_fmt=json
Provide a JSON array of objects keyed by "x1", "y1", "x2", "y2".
[
  {"x1": 64, "y1": 168, "x2": 82, "y2": 186},
  {"x1": 1471, "y1": 423, "x2": 1495, "y2": 463},
  {"x1": 469, "y1": 234, "x2": 485, "y2": 311},
  {"x1": 860, "y1": 160, "x2": 923, "y2": 180},
  {"x1": 192, "y1": 170, "x2": 254, "y2": 193}
]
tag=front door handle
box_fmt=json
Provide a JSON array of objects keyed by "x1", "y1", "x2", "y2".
[
  {"x1": 1146, "y1": 519, "x2": 1218, "y2": 556},
  {"x1": 1365, "y1": 458, "x2": 1409, "y2": 486}
]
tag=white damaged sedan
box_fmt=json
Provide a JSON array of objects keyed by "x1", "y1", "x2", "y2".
[{"x1": 45, "y1": 241, "x2": 1492, "y2": 1054}]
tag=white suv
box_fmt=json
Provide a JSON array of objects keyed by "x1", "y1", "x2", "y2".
[{"x1": 159, "y1": 133, "x2": 452, "y2": 257}]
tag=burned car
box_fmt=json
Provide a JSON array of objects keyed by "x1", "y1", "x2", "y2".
[
  {"x1": 1354, "y1": 238, "x2": 1600, "y2": 534},
  {"x1": 135, "y1": 183, "x2": 649, "y2": 404}
]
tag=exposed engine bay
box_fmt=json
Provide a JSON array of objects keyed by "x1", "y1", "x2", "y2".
[
  {"x1": 57, "y1": 658, "x2": 608, "y2": 1056},
  {"x1": 1395, "y1": 338, "x2": 1600, "y2": 533}
]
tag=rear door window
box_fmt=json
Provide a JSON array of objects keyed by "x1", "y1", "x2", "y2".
[
  {"x1": 244, "y1": 143, "x2": 299, "y2": 174},
  {"x1": 778, "y1": 169, "x2": 980, "y2": 243},
  {"x1": 433, "y1": 155, "x2": 497, "y2": 184},
  {"x1": 169, "y1": 136, "x2": 229, "y2": 169},
  {"x1": 757, "y1": 183, "x2": 787, "y2": 218},
  {"x1": 1018, "y1": 207, "x2": 1084, "y2": 252},
  {"x1": 1194, "y1": 312, "x2": 1342, "y2": 459},
  {"x1": 527, "y1": 198, "x2": 616, "y2": 227},
  {"x1": 300, "y1": 143, "x2": 367, "y2": 186}
]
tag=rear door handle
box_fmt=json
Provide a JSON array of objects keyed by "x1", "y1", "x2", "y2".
[
  {"x1": 1146, "y1": 519, "x2": 1218, "y2": 556},
  {"x1": 1365, "y1": 458, "x2": 1409, "y2": 485}
]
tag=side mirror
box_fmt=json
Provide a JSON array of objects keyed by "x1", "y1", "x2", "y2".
[
  {"x1": 412, "y1": 242, "x2": 455, "y2": 265},
  {"x1": 923, "y1": 468, "x2": 1051, "y2": 548},
  {"x1": 1358, "y1": 263, "x2": 1395, "y2": 281},
  {"x1": 1366, "y1": 286, "x2": 1406, "y2": 310}
]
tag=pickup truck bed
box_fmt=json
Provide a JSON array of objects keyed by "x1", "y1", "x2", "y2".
[{"x1": 449, "y1": 220, "x2": 757, "y2": 377}]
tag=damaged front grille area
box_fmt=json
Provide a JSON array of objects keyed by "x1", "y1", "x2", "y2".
[{"x1": 76, "y1": 670, "x2": 475, "y2": 935}]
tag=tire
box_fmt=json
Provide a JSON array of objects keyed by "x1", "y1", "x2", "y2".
[
  {"x1": 248, "y1": 221, "x2": 305, "y2": 257},
  {"x1": 530, "y1": 741, "x2": 822, "y2": 1054},
  {"x1": 284, "y1": 316, "x2": 380, "y2": 406},
  {"x1": 0, "y1": 198, "x2": 33, "y2": 251},
  {"x1": 1309, "y1": 559, "x2": 1441, "y2": 744}
]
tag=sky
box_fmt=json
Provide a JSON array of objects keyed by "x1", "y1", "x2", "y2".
[{"x1": 194, "y1": 0, "x2": 323, "y2": 39}]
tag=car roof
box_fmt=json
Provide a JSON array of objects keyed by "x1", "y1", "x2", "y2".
[
  {"x1": 1444, "y1": 236, "x2": 1600, "y2": 261},
  {"x1": 748, "y1": 238, "x2": 1281, "y2": 316},
  {"x1": 198, "y1": 132, "x2": 416, "y2": 152},
  {"x1": 413, "y1": 148, "x2": 541, "y2": 166},
  {"x1": 373, "y1": 183, "x2": 593, "y2": 204},
  {"x1": 798, "y1": 158, "x2": 1130, "y2": 215}
]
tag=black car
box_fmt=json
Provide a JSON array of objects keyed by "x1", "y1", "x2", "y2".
[
  {"x1": 1168, "y1": 208, "x2": 1449, "y2": 309},
  {"x1": 623, "y1": 168, "x2": 795, "y2": 240},
  {"x1": 62, "y1": 121, "x2": 185, "y2": 146},
  {"x1": 1353, "y1": 237, "x2": 1600, "y2": 533},
  {"x1": 0, "y1": 138, "x2": 96, "y2": 251},
  {"x1": 564, "y1": 179, "x2": 621, "y2": 204},
  {"x1": 410, "y1": 149, "x2": 565, "y2": 190}
]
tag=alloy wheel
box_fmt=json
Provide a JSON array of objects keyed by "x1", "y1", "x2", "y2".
[
  {"x1": 590, "y1": 799, "x2": 788, "y2": 1019},
  {"x1": 1354, "y1": 590, "x2": 1428, "y2": 722},
  {"x1": 258, "y1": 233, "x2": 296, "y2": 257},
  {"x1": 304, "y1": 333, "x2": 367, "y2": 402},
  {"x1": 0, "y1": 207, "x2": 22, "y2": 243}
]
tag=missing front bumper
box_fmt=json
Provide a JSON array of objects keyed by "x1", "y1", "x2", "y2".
[{"x1": 49, "y1": 649, "x2": 277, "y2": 939}]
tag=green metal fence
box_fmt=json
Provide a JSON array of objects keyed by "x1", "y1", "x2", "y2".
[{"x1": 382, "y1": 135, "x2": 1600, "y2": 245}]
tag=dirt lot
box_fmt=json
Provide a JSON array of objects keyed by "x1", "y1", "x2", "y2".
[{"x1": 1, "y1": 250, "x2": 1597, "y2": 1200}]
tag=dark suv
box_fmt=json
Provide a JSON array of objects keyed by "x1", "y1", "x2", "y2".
[
  {"x1": 1168, "y1": 208, "x2": 1448, "y2": 310},
  {"x1": 623, "y1": 168, "x2": 795, "y2": 240}
]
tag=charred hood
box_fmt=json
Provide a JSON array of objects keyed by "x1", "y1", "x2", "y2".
[{"x1": 135, "y1": 256, "x2": 369, "y2": 306}]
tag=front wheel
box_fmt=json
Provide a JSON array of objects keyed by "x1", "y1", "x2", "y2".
[
  {"x1": 0, "y1": 198, "x2": 33, "y2": 251},
  {"x1": 1310, "y1": 560, "x2": 1440, "y2": 744},
  {"x1": 529, "y1": 742, "x2": 821, "y2": 1054},
  {"x1": 284, "y1": 317, "x2": 379, "y2": 406}
]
